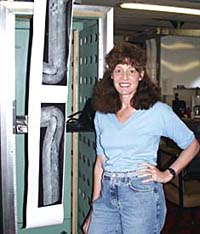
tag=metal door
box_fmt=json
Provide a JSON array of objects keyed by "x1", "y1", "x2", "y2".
[
  {"x1": 0, "y1": 1, "x2": 73, "y2": 233},
  {"x1": 71, "y1": 5, "x2": 114, "y2": 233},
  {"x1": 15, "y1": 17, "x2": 71, "y2": 234}
]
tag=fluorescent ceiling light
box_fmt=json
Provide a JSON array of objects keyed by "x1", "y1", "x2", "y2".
[{"x1": 120, "y1": 3, "x2": 200, "y2": 16}]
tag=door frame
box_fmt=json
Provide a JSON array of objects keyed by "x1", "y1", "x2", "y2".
[
  {"x1": 73, "y1": 4, "x2": 113, "y2": 79},
  {"x1": 0, "y1": 2, "x2": 34, "y2": 234}
]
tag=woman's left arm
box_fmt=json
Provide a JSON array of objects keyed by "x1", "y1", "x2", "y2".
[
  {"x1": 138, "y1": 138, "x2": 200, "y2": 183},
  {"x1": 162, "y1": 138, "x2": 200, "y2": 183}
]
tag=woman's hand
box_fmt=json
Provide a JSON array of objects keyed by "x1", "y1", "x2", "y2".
[
  {"x1": 82, "y1": 155, "x2": 104, "y2": 233},
  {"x1": 136, "y1": 163, "x2": 174, "y2": 184},
  {"x1": 82, "y1": 210, "x2": 92, "y2": 234}
]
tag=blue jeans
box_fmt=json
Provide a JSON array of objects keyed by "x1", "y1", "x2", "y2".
[{"x1": 88, "y1": 171, "x2": 167, "y2": 234}]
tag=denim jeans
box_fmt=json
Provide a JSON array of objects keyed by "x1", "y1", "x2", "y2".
[{"x1": 88, "y1": 171, "x2": 167, "y2": 234}]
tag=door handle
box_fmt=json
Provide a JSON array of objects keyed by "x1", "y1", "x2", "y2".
[{"x1": 13, "y1": 100, "x2": 28, "y2": 134}]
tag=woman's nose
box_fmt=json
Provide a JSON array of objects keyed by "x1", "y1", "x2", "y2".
[{"x1": 122, "y1": 71, "x2": 129, "y2": 79}]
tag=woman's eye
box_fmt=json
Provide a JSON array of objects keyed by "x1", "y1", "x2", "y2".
[
  {"x1": 129, "y1": 69, "x2": 136, "y2": 74},
  {"x1": 114, "y1": 69, "x2": 122, "y2": 74}
]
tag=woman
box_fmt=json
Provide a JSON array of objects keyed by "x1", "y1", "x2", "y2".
[{"x1": 83, "y1": 42, "x2": 199, "y2": 234}]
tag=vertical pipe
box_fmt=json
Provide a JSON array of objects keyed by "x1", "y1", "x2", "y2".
[{"x1": 156, "y1": 36, "x2": 161, "y2": 86}]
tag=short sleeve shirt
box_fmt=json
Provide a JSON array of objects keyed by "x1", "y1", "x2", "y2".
[{"x1": 94, "y1": 102, "x2": 195, "y2": 172}]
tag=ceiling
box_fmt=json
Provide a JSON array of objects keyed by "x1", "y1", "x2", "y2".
[{"x1": 80, "y1": 0, "x2": 200, "y2": 42}]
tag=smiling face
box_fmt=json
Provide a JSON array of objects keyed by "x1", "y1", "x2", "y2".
[{"x1": 111, "y1": 64, "x2": 144, "y2": 100}]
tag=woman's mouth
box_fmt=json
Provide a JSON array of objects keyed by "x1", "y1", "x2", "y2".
[{"x1": 119, "y1": 82, "x2": 131, "y2": 88}]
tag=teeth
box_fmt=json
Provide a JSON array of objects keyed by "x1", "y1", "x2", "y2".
[{"x1": 119, "y1": 83, "x2": 130, "y2": 87}]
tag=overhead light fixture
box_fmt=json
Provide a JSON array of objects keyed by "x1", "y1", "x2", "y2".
[{"x1": 120, "y1": 3, "x2": 200, "y2": 16}]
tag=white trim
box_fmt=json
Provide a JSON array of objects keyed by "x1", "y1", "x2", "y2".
[
  {"x1": 0, "y1": 2, "x2": 34, "y2": 234},
  {"x1": 0, "y1": 1, "x2": 33, "y2": 15},
  {"x1": 73, "y1": 5, "x2": 114, "y2": 80}
]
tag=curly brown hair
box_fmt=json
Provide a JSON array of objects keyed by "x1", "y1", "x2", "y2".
[{"x1": 92, "y1": 42, "x2": 160, "y2": 113}]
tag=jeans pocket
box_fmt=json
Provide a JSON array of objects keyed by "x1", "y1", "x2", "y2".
[{"x1": 128, "y1": 177, "x2": 155, "y2": 192}]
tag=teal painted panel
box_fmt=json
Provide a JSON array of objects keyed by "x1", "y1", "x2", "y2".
[
  {"x1": 77, "y1": 20, "x2": 98, "y2": 233},
  {"x1": 15, "y1": 17, "x2": 71, "y2": 234},
  {"x1": 68, "y1": 19, "x2": 98, "y2": 233}
]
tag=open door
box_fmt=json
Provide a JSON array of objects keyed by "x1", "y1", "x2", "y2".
[{"x1": 0, "y1": 0, "x2": 73, "y2": 233}]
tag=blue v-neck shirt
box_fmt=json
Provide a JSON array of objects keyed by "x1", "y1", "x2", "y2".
[{"x1": 94, "y1": 101, "x2": 195, "y2": 172}]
